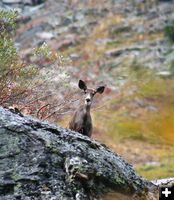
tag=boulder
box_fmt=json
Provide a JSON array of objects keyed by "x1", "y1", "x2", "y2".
[{"x1": 0, "y1": 107, "x2": 157, "y2": 199}]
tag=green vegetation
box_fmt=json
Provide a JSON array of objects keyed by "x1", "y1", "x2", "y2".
[
  {"x1": 169, "y1": 59, "x2": 174, "y2": 76},
  {"x1": 164, "y1": 19, "x2": 174, "y2": 42},
  {"x1": 0, "y1": 10, "x2": 38, "y2": 107},
  {"x1": 94, "y1": 66, "x2": 174, "y2": 144},
  {"x1": 135, "y1": 152, "x2": 174, "y2": 180}
]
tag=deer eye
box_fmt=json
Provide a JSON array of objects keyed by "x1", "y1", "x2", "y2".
[{"x1": 84, "y1": 91, "x2": 87, "y2": 94}]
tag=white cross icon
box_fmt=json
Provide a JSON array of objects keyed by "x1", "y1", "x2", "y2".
[{"x1": 162, "y1": 188, "x2": 171, "y2": 197}]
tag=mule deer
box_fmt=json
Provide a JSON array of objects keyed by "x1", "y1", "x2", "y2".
[{"x1": 69, "y1": 80, "x2": 105, "y2": 137}]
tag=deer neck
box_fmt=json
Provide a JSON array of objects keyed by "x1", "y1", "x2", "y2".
[{"x1": 84, "y1": 104, "x2": 91, "y2": 114}]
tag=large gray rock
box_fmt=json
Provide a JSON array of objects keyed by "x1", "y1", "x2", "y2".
[{"x1": 0, "y1": 107, "x2": 157, "y2": 199}]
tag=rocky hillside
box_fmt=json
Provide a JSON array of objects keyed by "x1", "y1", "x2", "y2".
[{"x1": 1, "y1": 0, "x2": 174, "y2": 80}]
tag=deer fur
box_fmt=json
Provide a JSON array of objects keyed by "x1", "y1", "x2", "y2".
[{"x1": 69, "y1": 80, "x2": 105, "y2": 137}]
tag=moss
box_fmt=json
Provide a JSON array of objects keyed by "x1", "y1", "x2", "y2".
[
  {"x1": 14, "y1": 182, "x2": 22, "y2": 197},
  {"x1": 12, "y1": 173, "x2": 22, "y2": 181}
]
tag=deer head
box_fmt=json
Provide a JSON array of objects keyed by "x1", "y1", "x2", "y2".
[{"x1": 78, "y1": 80, "x2": 105, "y2": 108}]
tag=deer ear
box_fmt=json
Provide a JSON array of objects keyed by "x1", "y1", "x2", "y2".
[
  {"x1": 96, "y1": 86, "x2": 105, "y2": 94},
  {"x1": 79, "y1": 80, "x2": 87, "y2": 90}
]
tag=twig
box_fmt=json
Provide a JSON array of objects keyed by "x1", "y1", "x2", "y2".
[
  {"x1": 37, "y1": 104, "x2": 50, "y2": 118},
  {"x1": 43, "y1": 109, "x2": 73, "y2": 120}
]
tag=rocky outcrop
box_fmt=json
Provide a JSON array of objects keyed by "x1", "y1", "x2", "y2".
[{"x1": 0, "y1": 107, "x2": 157, "y2": 199}]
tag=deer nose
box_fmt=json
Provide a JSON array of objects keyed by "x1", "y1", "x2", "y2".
[{"x1": 86, "y1": 98, "x2": 91, "y2": 102}]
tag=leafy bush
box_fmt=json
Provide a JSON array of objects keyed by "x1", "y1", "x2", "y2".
[
  {"x1": 0, "y1": 10, "x2": 73, "y2": 121},
  {"x1": 0, "y1": 10, "x2": 38, "y2": 106}
]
